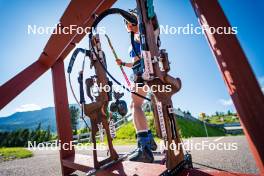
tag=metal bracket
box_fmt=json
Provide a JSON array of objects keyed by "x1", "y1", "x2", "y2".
[
  {"x1": 160, "y1": 154, "x2": 193, "y2": 176},
  {"x1": 168, "y1": 107, "x2": 176, "y2": 114}
]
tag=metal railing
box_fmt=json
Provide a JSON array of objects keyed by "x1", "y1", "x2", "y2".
[{"x1": 72, "y1": 113, "x2": 132, "y2": 144}]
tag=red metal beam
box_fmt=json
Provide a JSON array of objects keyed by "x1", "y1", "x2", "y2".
[
  {"x1": 191, "y1": 0, "x2": 264, "y2": 174},
  {"x1": 0, "y1": 0, "x2": 116, "y2": 110},
  {"x1": 61, "y1": 154, "x2": 254, "y2": 176},
  {"x1": 0, "y1": 59, "x2": 48, "y2": 109},
  {"x1": 0, "y1": 1, "x2": 116, "y2": 175},
  {"x1": 39, "y1": 0, "x2": 116, "y2": 67},
  {"x1": 51, "y1": 59, "x2": 75, "y2": 175}
]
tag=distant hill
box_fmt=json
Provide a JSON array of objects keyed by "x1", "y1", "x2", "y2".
[
  {"x1": 202, "y1": 114, "x2": 239, "y2": 125},
  {"x1": 0, "y1": 105, "x2": 89, "y2": 133}
]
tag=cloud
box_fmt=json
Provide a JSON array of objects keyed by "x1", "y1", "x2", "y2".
[
  {"x1": 258, "y1": 76, "x2": 264, "y2": 93},
  {"x1": 218, "y1": 76, "x2": 264, "y2": 107},
  {"x1": 259, "y1": 76, "x2": 264, "y2": 83},
  {"x1": 16, "y1": 104, "x2": 41, "y2": 112},
  {"x1": 219, "y1": 98, "x2": 233, "y2": 106}
]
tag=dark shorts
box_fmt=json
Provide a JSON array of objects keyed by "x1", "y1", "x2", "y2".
[
  {"x1": 132, "y1": 59, "x2": 144, "y2": 87},
  {"x1": 134, "y1": 77, "x2": 144, "y2": 87}
]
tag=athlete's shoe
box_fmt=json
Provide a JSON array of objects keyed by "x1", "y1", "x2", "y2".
[
  {"x1": 148, "y1": 130, "x2": 157, "y2": 151},
  {"x1": 128, "y1": 131, "x2": 154, "y2": 163}
]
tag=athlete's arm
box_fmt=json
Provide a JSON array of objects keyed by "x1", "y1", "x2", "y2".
[{"x1": 116, "y1": 56, "x2": 141, "y2": 68}]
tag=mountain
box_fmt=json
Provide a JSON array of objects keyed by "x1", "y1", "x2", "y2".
[
  {"x1": 0, "y1": 105, "x2": 90, "y2": 133},
  {"x1": 0, "y1": 107, "x2": 56, "y2": 132}
]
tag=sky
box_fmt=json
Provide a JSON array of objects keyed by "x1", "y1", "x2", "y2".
[{"x1": 0, "y1": 0, "x2": 263, "y2": 118}]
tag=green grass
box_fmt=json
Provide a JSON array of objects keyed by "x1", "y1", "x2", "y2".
[
  {"x1": 0, "y1": 148, "x2": 33, "y2": 161},
  {"x1": 113, "y1": 112, "x2": 158, "y2": 144},
  {"x1": 113, "y1": 113, "x2": 225, "y2": 144},
  {"x1": 78, "y1": 113, "x2": 226, "y2": 145},
  {"x1": 115, "y1": 122, "x2": 136, "y2": 140},
  {"x1": 177, "y1": 118, "x2": 225, "y2": 138}
]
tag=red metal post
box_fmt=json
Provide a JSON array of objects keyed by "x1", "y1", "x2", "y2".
[
  {"x1": 0, "y1": 0, "x2": 116, "y2": 110},
  {"x1": 0, "y1": 60, "x2": 49, "y2": 109},
  {"x1": 191, "y1": 0, "x2": 264, "y2": 174},
  {"x1": 51, "y1": 59, "x2": 75, "y2": 175},
  {"x1": 39, "y1": 0, "x2": 117, "y2": 68}
]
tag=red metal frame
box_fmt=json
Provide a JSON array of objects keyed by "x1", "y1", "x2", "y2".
[
  {"x1": 191, "y1": 0, "x2": 264, "y2": 174},
  {"x1": 0, "y1": 60, "x2": 48, "y2": 109},
  {"x1": 51, "y1": 59, "x2": 75, "y2": 175},
  {"x1": 0, "y1": 0, "x2": 263, "y2": 175}
]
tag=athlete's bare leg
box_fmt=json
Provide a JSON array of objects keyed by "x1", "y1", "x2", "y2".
[{"x1": 131, "y1": 85, "x2": 148, "y2": 131}]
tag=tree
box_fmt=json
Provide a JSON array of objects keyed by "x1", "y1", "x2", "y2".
[
  {"x1": 45, "y1": 125, "x2": 52, "y2": 141},
  {"x1": 20, "y1": 129, "x2": 30, "y2": 147},
  {"x1": 70, "y1": 106, "x2": 80, "y2": 134},
  {"x1": 0, "y1": 126, "x2": 53, "y2": 147},
  {"x1": 31, "y1": 123, "x2": 42, "y2": 144},
  {"x1": 215, "y1": 111, "x2": 219, "y2": 116},
  {"x1": 227, "y1": 110, "x2": 232, "y2": 116}
]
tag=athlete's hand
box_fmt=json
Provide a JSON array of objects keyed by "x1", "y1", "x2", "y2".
[{"x1": 116, "y1": 58, "x2": 122, "y2": 66}]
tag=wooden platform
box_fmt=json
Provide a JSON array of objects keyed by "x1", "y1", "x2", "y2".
[{"x1": 62, "y1": 154, "x2": 256, "y2": 176}]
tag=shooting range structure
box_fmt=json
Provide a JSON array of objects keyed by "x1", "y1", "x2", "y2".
[{"x1": 0, "y1": 0, "x2": 263, "y2": 175}]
